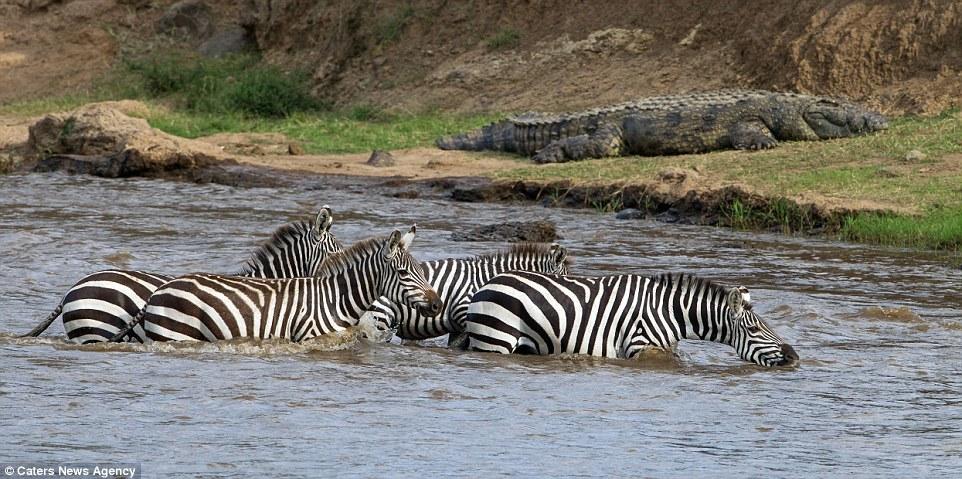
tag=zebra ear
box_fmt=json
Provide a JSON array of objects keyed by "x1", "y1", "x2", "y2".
[
  {"x1": 728, "y1": 286, "x2": 752, "y2": 313},
  {"x1": 550, "y1": 243, "x2": 567, "y2": 263},
  {"x1": 316, "y1": 206, "x2": 334, "y2": 233},
  {"x1": 727, "y1": 287, "x2": 745, "y2": 313},
  {"x1": 386, "y1": 230, "x2": 403, "y2": 258},
  {"x1": 400, "y1": 224, "x2": 416, "y2": 250}
]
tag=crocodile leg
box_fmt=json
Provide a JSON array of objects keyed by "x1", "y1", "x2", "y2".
[
  {"x1": 532, "y1": 124, "x2": 625, "y2": 164},
  {"x1": 730, "y1": 120, "x2": 778, "y2": 150}
]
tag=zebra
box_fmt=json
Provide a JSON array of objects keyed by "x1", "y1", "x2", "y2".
[
  {"x1": 21, "y1": 207, "x2": 342, "y2": 344},
  {"x1": 462, "y1": 271, "x2": 799, "y2": 367},
  {"x1": 363, "y1": 242, "x2": 571, "y2": 344},
  {"x1": 111, "y1": 226, "x2": 443, "y2": 343}
]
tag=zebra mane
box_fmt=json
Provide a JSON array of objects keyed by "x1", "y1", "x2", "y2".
[
  {"x1": 476, "y1": 242, "x2": 572, "y2": 267},
  {"x1": 652, "y1": 273, "x2": 734, "y2": 303},
  {"x1": 313, "y1": 235, "x2": 387, "y2": 278},
  {"x1": 240, "y1": 220, "x2": 314, "y2": 274}
]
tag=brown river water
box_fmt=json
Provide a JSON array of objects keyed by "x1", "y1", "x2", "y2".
[{"x1": 1, "y1": 172, "x2": 960, "y2": 477}]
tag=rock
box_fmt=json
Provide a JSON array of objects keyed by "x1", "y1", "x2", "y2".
[
  {"x1": 615, "y1": 208, "x2": 646, "y2": 220},
  {"x1": 287, "y1": 143, "x2": 304, "y2": 155},
  {"x1": 903, "y1": 149, "x2": 926, "y2": 162},
  {"x1": 366, "y1": 149, "x2": 396, "y2": 167},
  {"x1": 0, "y1": 152, "x2": 23, "y2": 174},
  {"x1": 654, "y1": 208, "x2": 681, "y2": 223},
  {"x1": 117, "y1": 0, "x2": 151, "y2": 7},
  {"x1": 393, "y1": 190, "x2": 420, "y2": 199},
  {"x1": 156, "y1": 0, "x2": 215, "y2": 40},
  {"x1": 16, "y1": 0, "x2": 60, "y2": 12},
  {"x1": 199, "y1": 26, "x2": 257, "y2": 57},
  {"x1": 26, "y1": 102, "x2": 224, "y2": 179},
  {"x1": 657, "y1": 167, "x2": 698, "y2": 183},
  {"x1": 451, "y1": 220, "x2": 558, "y2": 242}
]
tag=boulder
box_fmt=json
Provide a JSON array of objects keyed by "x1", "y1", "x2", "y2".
[
  {"x1": 451, "y1": 220, "x2": 558, "y2": 242},
  {"x1": 615, "y1": 208, "x2": 645, "y2": 220},
  {"x1": 199, "y1": 26, "x2": 257, "y2": 57},
  {"x1": 26, "y1": 102, "x2": 224, "y2": 178},
  {"x1": 366, "y1": 149, "x2": 396, "y2": 167},
  {"x1": 156, "y1": 0, "x2": 215, "y2": 40}
]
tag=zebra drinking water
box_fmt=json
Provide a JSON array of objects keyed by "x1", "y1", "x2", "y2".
[
  {"x1": 111, "y1": 226, "x2": 443, "y2": 343},
  {"x1": 363, "y1": 242, "x2": 571, "y2": 343},
  {"x1": 21, "y1": 207, "x2": 342, "y2": 344},
  {"x1": 463, "y1": 271, "x2": 798, "y2": 367}
]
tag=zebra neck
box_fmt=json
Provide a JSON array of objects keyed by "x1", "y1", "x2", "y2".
[
  {"x1": 661, "y1": 277, "x2": 734, "y2": 346},
  {"x1": 622, "y1": 276, "x2": 730, "y2": 352},
  {"x1": 323, "y1": 258, "x2": 384, "y2": 322}
]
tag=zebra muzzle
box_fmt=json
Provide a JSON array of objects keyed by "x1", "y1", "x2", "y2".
[
  {"x1": 777, "y1": 344, "x2": 799, "y2": 366},
  {"x1": 417, "y1": 293, "x2": 443, "y2": 317}
]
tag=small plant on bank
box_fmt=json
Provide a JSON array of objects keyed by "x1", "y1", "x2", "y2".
[
  {"x1": 486, "y1": 28, "x2": 521, "y2": 50},
  {"x1": 123, "y1": 51, "x2": 317, "y2": 117},
  {"x1": 725, "y1": 199, "x2": 751, "y2": 230},
  {"x1": 376, "y1": 6, "x2": 415, "y2": 44}
]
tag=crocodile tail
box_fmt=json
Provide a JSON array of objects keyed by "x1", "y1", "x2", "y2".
[{"x1": 436, "y1": 120, "x2": 518, "y2": 153}]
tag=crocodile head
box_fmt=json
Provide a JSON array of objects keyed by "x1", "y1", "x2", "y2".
[{"x1": 802, "y1": 97, "x2": 888, "y2": 139}]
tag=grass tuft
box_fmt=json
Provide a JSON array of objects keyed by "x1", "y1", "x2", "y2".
[
  {"x1": 486, "y1": 28, "x2": 521, "y2": 50},
  {"x1": 376, "y1": 6, "x2": 415, "y2": 44},
  {"x1": 122, "y1": 51, "x2": 318, "y2": 117},
  {"x1": 842, "y1": 207, "x2": 962, "y2": 251}
]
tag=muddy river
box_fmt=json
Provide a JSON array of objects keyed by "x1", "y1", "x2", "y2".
[{"x1": 1, "y1": 172, "x2": 960, "y2": 477}]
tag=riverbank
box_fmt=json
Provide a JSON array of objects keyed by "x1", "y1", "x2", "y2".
[{"x1": 2, "y1": 99, "x2": 961, "y2": 254}]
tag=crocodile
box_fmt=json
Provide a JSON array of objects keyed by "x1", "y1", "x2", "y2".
[{"x1": 436, "y1": 90, "x2": 888, "y2": 163}]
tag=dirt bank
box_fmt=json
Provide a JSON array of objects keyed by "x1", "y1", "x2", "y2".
[
  {"x1": 0, "y1": 101, "x2": 903, "y2": 237},
  {"x1": 3, "y1": 1, "x2": 962, "y2": 115}
]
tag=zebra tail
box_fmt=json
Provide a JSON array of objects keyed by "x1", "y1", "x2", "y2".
[
  {"x1": 19, "y1": 303, "x2": 64, "y2": 337},
  {"x1": 109, "y1": 305, "x2": 147, "y2": 343}
]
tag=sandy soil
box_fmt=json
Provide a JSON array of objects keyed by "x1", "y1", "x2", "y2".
[{"x1": 4, "y1": 1, "x2": 962, "y2": 115}]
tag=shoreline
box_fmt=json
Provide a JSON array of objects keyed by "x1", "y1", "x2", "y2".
[{"x1": 2, "y1": 103, "x2": 960, "y2": 256}]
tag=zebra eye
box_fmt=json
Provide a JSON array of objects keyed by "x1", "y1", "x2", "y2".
[
  {"x1": 746, "y1": 324, "x2": 761, "y2": 334},
  {"x1": 397, "y1": 268, "x2": 409, "y2": 275}
]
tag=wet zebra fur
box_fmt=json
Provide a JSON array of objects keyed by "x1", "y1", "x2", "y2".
[
  {"x1": 111, "y1": 227, "x2": 443, "y2": 343},
  {"x1": 22, "y1": 207, "x2": 341, "y2": 344},
  {"x1": 364, "y1": 242, "x2": 570, "y2": 343},
  {"x1": 463, "y1": 271, "x2": 798, "y2": 367}
]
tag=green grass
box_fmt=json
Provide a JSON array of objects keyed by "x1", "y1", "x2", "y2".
[
  {"x1": 376, "y1": 6, "x2": 416, "y2": 44},
  {"x1": 486, "y1": 28, "x2": 521, "y2": 50},
  {"x1": 146, "y1": 109, "x2": 495, "y2": 154},
  {"x1": 842, "y1": 207, "x2": 962, "y2": 251},
  {"x1": 5, "y1": 47, "x2": 962, "y2": 253},
  {"x1": 123, "y1": 52, "x2": 318, "y2": 117}
]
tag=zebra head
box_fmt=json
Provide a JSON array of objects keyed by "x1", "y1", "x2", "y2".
[
  {"x1": 310, "y1": 206, "x2": 343, "y2": 269},
  {"x1": 378, "y1": 225, "x2": 443, "y2": 318},
  {"x1": 242, "y1": 205, "x2": 343, "y2": 278},
  {"x1": 726, "y1": 286, "x2": 799, "y2": 367},
  {"x1": 548, "y1": 243, "x2": 570, "y2": 275}
]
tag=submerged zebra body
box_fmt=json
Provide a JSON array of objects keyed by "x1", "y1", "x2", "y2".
[
  {"x1": 464, "y1": 271, "x2": 798, "y2": 367},
  {"x1": 365, "y1": 242, "x2": 570, "y2": 342},
  {"x1": 114, "y1": 227, "x2": 442, "y2": 343},
  {"x1": 22, "y1": 208, "x2": 341, "y2": 344}
]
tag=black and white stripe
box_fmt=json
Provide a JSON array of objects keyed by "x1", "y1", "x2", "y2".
[
  {"x1": 113, "y1": 227, "x2": 442, "y2": 343},
  {"x1": 463, "y1": 271, "x2": 798, "y2": 367},
  {"x1": 364, "y1": 243, "x2": 570, "y2": 342},
  {"x1": 22, "y1": 208, "x2": 341, "y2": 344}
]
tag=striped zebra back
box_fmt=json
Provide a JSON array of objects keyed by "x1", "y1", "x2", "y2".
[
  {"x1": 133, "y1": 228, "x2": 441, "y2": 343},
  {"x1": 28, "y1": 207, "x2": 342, "y2": 344},
  {"x1": 366, "y1": 242, "x2": 570, "y2": 341},
  {"x1": 464, "y1": 271, "x2": 798, "y2": 367}
]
